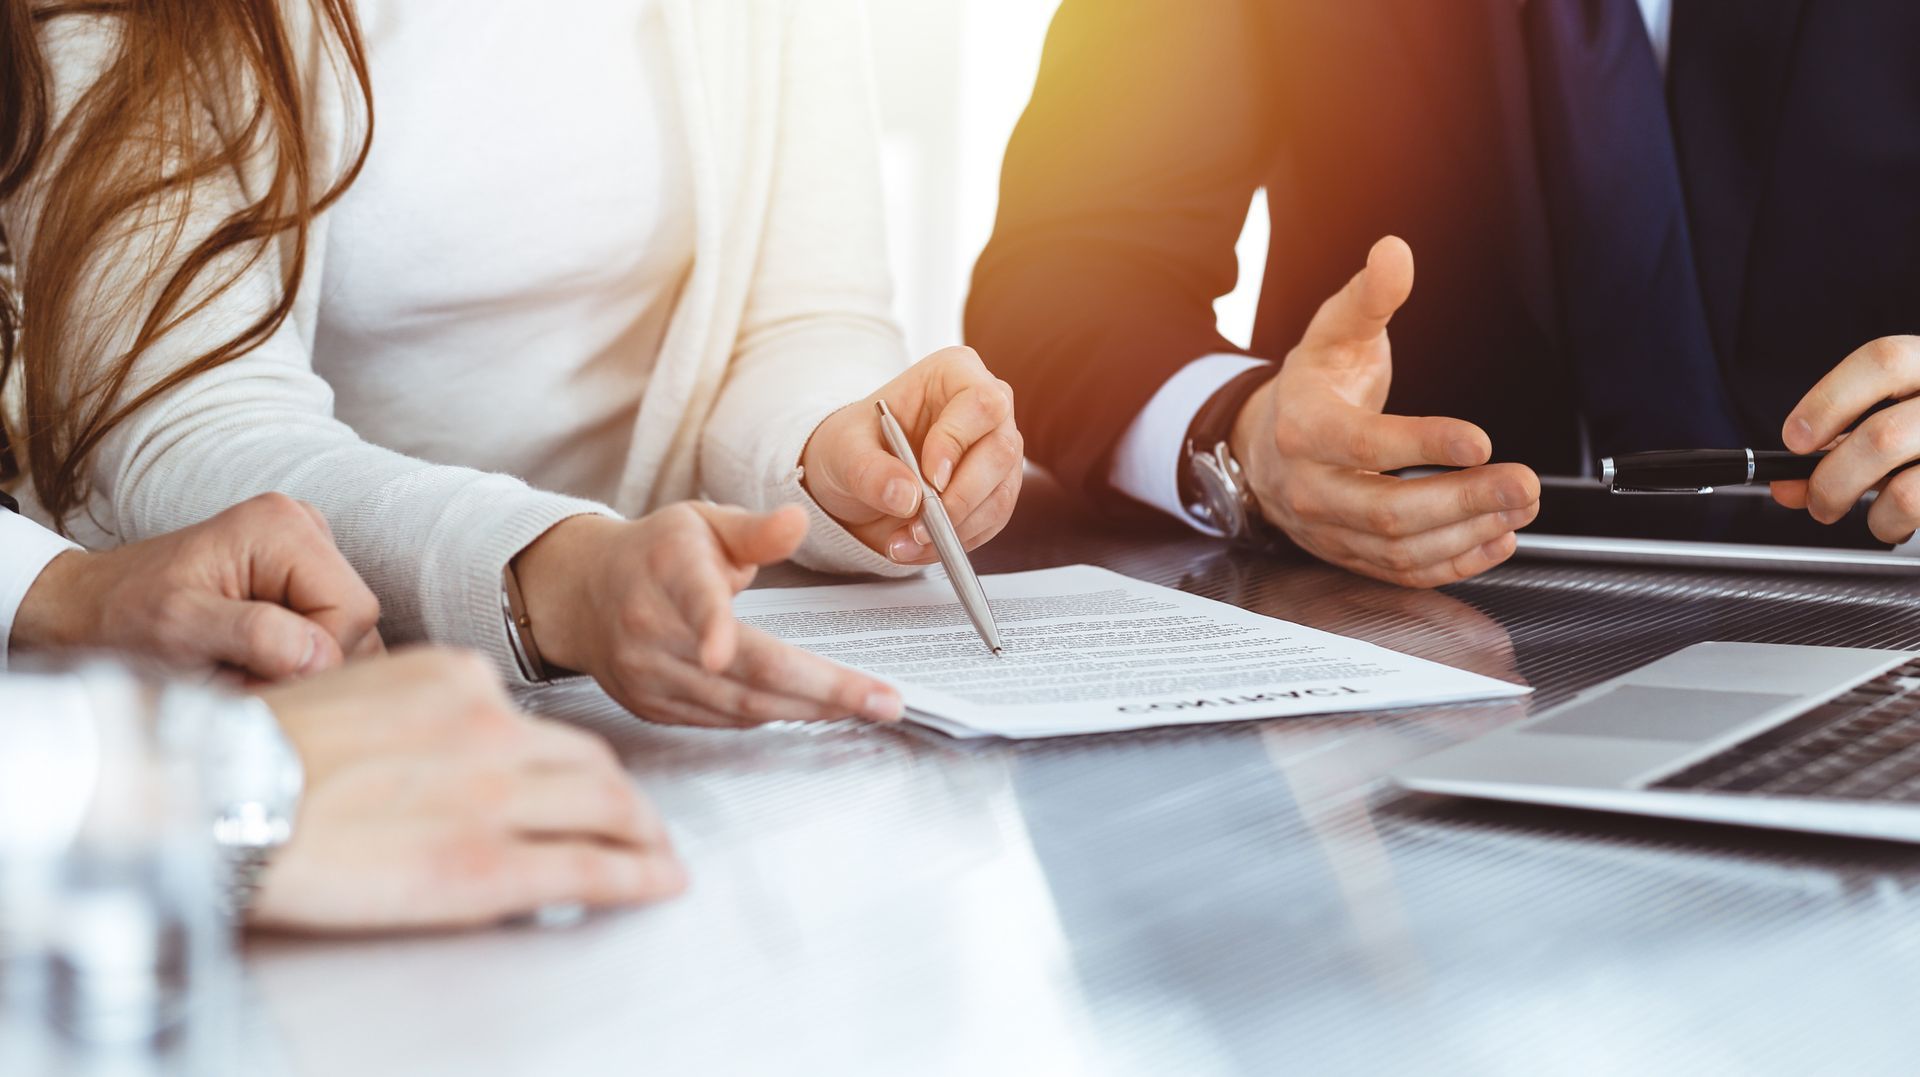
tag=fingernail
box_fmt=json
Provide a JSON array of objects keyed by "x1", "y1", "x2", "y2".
[
  {"x1": 1480, "y1": 537, "x2": 1511, "y2": 560},
  {"x1": 1499, "y1": 509, "x2": 1529, "y2": 528},
  {"x1": 1497, "y1": 484, "x2": 1527, "y2": 510},
  {"x1": 863, "y1": 690, "x2": 903, "y2": 723},
  {"x1": 883, "y1": 478, "x2": 917, "y2": 517},
  {"x1": 912, "y1": 522, "x2": 931, "y2": 546},
  {"x1": 931, "y1": 459, "x2": 954, "y2": 492},
  {"x1": 1787, "y1": 417, "x2": 1815, "y2": 452},
  {"x1": 297, "y1": 628, "x2": 322, "y2": 675},
  {"x1": 889, "y1": 537, "x2": 927, "y2": 562},
  {"x1": 1447, "y1": 438, "x2": 1482, "y2": 467}
]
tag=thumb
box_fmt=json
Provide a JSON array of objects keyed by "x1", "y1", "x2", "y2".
[
  {"x1": 695, "y1": 504, "x2": 810, "y2": 568},
  {"x1": 1299, "y1": 235, "x2": 1415, "y2": 353},
  {"x1": 187, "y1": 594, "x2": 344, "y2": 681}
]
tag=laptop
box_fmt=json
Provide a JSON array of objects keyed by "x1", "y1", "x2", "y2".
[
  {"x1": 1392, "y1": 642, "x2": 1920, "y2": 843},
  {"x1": 1516, "y1": 476, "x2": 1920, "y2": 575}
]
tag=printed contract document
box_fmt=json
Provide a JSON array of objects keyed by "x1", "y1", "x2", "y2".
[{"x1": 735, "y1": 565, "x2": 1529, "y2": 738}]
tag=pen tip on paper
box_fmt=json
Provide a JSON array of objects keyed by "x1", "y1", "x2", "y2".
[{"x1": 991, "y1": 647, "x2": 1004, "y2": 659}]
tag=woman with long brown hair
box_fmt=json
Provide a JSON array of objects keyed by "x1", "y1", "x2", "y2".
[{"x1": 1, "y1": 0, "x2": 1026, "y2": 725}]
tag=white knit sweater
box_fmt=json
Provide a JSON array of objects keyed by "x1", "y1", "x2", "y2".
[{"x1": 5, "y1": 0, "x2": 917, "y2": 686}]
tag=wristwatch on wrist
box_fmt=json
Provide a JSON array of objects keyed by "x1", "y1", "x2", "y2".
[
  {"x1": 1178, "y1": 365, "x2": 1277, "y2": 545},
  {"x1": 158, "y1": 687, "x2": 303, "y2": 920}
]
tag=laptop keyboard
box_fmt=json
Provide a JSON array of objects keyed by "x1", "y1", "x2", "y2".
[{"x1": 1649, "y1": 661, "x2": 1920, "y2": 803}]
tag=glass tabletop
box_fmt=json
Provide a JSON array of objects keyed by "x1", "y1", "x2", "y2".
[{"x1": 246, "y1": 479, "x2": 1920, "y2": 1077}]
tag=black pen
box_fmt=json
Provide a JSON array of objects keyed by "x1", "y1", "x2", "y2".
[{"x1": 1599, "y1": 449, "x2": 1827, "y2": 494}]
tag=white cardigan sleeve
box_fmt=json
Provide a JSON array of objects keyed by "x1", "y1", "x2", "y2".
[
  {"x1": 0, "y1": 512, "x2": 81, "y2": 672},
  {"x1": 697, "y1": 0, "x2": 918, "y2": 578},
  {"x1": 5, "y1": 17, "x2": 615, "y2": 686}
]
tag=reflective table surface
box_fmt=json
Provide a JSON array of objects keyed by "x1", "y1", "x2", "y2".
[{"x1": 247, "y1": 483, "x2": 1920, "y2": 1076}]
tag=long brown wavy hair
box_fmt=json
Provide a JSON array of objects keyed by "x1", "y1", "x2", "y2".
[{"x1": 0, "y1": 0, "x2": 372, "y2": 525}]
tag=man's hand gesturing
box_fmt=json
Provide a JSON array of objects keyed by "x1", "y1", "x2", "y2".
[{"x1": 1230, "y1": 236, "x2": 1540, "y2": 588}]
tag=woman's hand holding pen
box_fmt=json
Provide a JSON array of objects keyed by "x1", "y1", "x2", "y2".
[
  {"x1": 507, "y1": 346, "x2": 1021, "y2": 728},
  {"x1": 798, "y1": 346, "x2": 1025, "y2": 564},
  {"x1": 1771, "y1": 335, "x2": 1920, "y2": 543},
  {"x1": 511, "y1": 504, "x2": 904, "y2": 728}
]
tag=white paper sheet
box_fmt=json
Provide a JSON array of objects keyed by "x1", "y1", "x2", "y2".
[{"x1": 733, "y1": 565, "x2": 1531, "y2": 739}]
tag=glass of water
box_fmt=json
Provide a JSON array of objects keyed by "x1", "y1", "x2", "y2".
[{"x1": 0, "y1": 660, "x2": 240, "y2": 1077}]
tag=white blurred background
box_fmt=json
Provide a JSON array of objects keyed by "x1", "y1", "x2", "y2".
[{"x1": 865, "y1": 0, "x2": 1269, "y2": 362}]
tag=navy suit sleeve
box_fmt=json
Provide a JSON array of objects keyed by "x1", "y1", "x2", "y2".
[{"x1": 965, "y1": 0, "x2": 1275, "y2": 502}]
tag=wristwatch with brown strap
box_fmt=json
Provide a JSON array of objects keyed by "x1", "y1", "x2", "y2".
[{"x1": 1177, "y1": 364, "x2": 1279, "y2": 546}]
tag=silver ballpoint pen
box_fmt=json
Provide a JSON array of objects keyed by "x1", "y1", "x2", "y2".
[{"x1": 875, "y1": 400, "x2": 1005, "y2": 657}]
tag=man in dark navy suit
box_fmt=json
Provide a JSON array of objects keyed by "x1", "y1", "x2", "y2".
[{"x1": 968, "y1": 0, "x2": 1920, "y2": 587}]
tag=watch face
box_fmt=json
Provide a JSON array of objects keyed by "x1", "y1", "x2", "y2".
[
  {"x1": 1190, "y1": 453, "x2": 1250, "y2": 539},
  {"x1": 172, "y1": 693, "x2": 303, "y2": 851},
  {"x1": 213, "y1": 802, "x2": 292, "y2": 849}
]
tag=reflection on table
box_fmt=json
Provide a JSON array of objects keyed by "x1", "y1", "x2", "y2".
[{"x1": 248, "y1": 478, "x2": 1920, "y2": 1076}]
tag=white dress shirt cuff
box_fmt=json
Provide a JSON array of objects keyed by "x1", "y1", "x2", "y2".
[
  {"x1": 0, "y1": 512, "x2": 83, "y2": 672},
  {"x1": 1107, "y1": 353, "x2": 1271, "y2": 534}
]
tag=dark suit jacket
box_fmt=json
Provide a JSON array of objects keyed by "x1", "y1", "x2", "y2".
[{"x1": 966, "y1": 0, "x2": 1920, "y2": 501}]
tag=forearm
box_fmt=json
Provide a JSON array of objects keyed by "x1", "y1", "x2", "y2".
[
  {"x1": 94, "y1": 366, "x2": 614, "y2": 681},
  {"x1": 964, "y1": 0, "x2": 1272, "y2": 498},
  {"x1": 968, "y1": 253, "x2": 1246, "y2": 499},
  {"x1": 705, "y1": 0, "x2": 915, "y2": 577},
  {"x1": 705, "y1": 324, "x2": 915, "y2": 578}
]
